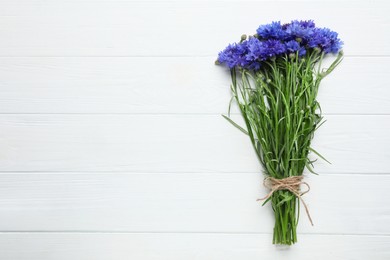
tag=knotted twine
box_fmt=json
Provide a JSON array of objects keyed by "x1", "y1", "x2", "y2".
[{"x1": 257, "y1": 175, "x2": 313, "y2": 226}]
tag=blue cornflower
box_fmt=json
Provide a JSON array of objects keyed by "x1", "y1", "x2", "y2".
[
  {"x1": 216, "y1": 20, "x2": 342, "y2": 70},
  {"x1": 285, "y1": 20, "x2": 315, "y2": 42},
  {"x1": 245, "y1": 37, "x2": 263, "y2": 61},
  {"x1": 309, "y1": 28, "x2": 343, "y2": 53},
  {"x1": 217, "y1": 43, "x2": 247, "y2": 68},
  {"x1": 244, "y1": 37, "x2": 266, "y2": 70},
  {"x1": 259, "y1": 39, "x2": 286, "y2": 59},
  {"x1": 256, "y1": 21, "x2": 287, "y2": 40},
  {"x1": 297, "y1": 20, "x2": 315, "y2": 28},
  {"x1": 285, "y1": 40, "x2": 307, "y2": 56},
  {"x1": 285, "y1": 40, "x2": 300, "y2": 52}
]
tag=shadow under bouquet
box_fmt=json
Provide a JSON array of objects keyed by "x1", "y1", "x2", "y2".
[{"x1": 216, "y1": 20, "x2": 343, "y2": 245}]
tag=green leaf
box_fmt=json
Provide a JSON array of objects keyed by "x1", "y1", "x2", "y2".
[
  {"x1": 227, "y1": 95, "x2": 234, "y2": 117},
  {"x1": 305, "y1": 162, "x2": 319, "y2": 175},
  {"x1": 222, "y1": 114, "x2": 248, "y2": 135},
  {"x1": 261, "y1": 196, "x2": 272, "y2": 206},
  {"x1": 309, "y1": 147, "x2": 331, "y2": 164}
]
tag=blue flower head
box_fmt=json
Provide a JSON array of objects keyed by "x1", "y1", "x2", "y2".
[
  {"x1": 256, "y1": 21, "x2": 287, "y2": 40},
  {"x1": 260, "y1": 39, "x2": 286, "y2": 59},
  {"x1": 217, "y1": 20, "x2": 342, "y2": 70},
  {"x1": 218, "y1": 37, "x2": 265, "y2": 70},
  {"x1": 285, "y1": 40, "x2": 307, "y2": 56},
  {"x1": 297, "y1": 20, "x2": 315, "y2": 29},
  {"x1": 309, "y1": 28, "x2": 343, "y2": 53},
  {"x1": 285, "y1": 20, "x2": 315, "y2": 42},
  {"x1": 245, "y1": 37, "x2": 264, "y2": 61},
  {"x1": 217, "y1": 43, "x2": 247, "y2": 68}
]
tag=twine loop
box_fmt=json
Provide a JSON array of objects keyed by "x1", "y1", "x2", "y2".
[{"x1": 257, "y1": 176, "x2": 313, "y2": 226}]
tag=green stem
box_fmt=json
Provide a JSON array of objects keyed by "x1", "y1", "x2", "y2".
[
  {"x1": 272, "y1": 190, "x2": 298, "y2": 245},
  {"x1": 223, "y1": 52, "x2": 342, "y2": 245}
]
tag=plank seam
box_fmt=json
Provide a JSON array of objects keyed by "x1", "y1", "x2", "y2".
[{"x1": 0, "y1": 231, "x2": 388, "y2": 237}]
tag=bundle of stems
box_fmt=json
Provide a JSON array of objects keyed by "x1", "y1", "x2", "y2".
[{"x1": 224, "y1": 50, "x2": 343, "y2": 245}]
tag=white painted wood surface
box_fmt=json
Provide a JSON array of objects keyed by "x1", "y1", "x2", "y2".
[
  {"x1": 0, "y1": 115, "x2": 388, "y2": 174},
  {"x1": 0, "y1": 1, "x2": 388, "y2": 56},
  {"x1": 0, "y1": 0, "x2": 389, "y2": 259},
  {"x1": 0, "y1": 233, "x2": 389, "y2": 260},
  {"x1": 0, "y1": 57, "x2": 389, "y2": 114},
  {"x1": 0, "y1": 173, "x2": 388, "y2": 235}
]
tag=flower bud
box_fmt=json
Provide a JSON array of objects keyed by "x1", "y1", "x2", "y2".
[
  {"x1": 296, "y1": 37, "x2": 302, "y2": 43},
  {"x1": 266, "y1": 79, "x2": 271, "y2": 83},
  {"x1": 314, "y1": 47, "x2": 321, "y2": 53},
  {"x1": 289, "y1": 53, "x2": 296, "y2": 59},
  {"x1": 241, "y1": 34, "x2": 247, "y2": 42}
]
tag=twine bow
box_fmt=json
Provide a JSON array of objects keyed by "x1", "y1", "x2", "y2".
[{"x1": 257, "y1": 176, "x2": 313, "y2": 226}]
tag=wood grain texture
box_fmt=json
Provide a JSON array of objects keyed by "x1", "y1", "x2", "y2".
[
  {"x1": 0, "y1": 1, "x2": 388, "y2": 56},
  {"x1": 0, "y1": 173, "x2": 388, "y2": 234},
  {"x1": 1, "y1": 0, "x2": 389, "y2": 257},
  {"x1": 0, "y1": 57, "x2": 388, "y2": 114},
  {"x1": 0, "y1": 114, "x2": 388, "y2": 173},
  {"x1": 0, "y1": 233, "x2": 388, "y2": 260}
]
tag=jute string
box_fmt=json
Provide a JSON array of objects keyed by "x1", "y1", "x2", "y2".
[{"x1": 257, "y1": 176, "x2": 313, "y2": 226}]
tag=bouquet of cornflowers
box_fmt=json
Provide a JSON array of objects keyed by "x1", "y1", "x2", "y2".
[{"x1": 216, "y1": 20, "x2": 343, "y2": 245}]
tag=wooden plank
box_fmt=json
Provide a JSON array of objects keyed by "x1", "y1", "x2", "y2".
[
  {"x1": 0, "y1": 57, "x2": 388, "y2": 114},
  {"x1": 0, "y1": 173, "x2": 388, "y2": 234},
  {"x1": 0, "y1": 1, "x2": 388, "y2": 56},
  {"x1": 0, "y1": 233, "x2": 389, "y2": 260},
  {"x1": 0, "y1": 115, "x2": 388, "y2": 173}
]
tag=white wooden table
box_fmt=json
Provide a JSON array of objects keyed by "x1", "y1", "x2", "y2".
[{"x1": 0, "y1": 0, "x2": 389, "y2": 259}]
